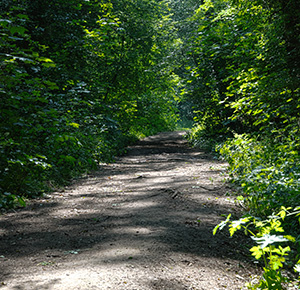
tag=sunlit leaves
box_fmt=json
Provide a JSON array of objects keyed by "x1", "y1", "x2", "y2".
[
  {"x1": 214, "y1": 207, "x2": 300, "y2": 287},
  {"x1": 229, "y1": 217, "x2": 251, "y2": 236},
  {"x1": 251, "y1": 235, "x2": 289, "y2": 249},
  {"x1": 213, "y1": 213, "x2": 231, "y2": 235}
]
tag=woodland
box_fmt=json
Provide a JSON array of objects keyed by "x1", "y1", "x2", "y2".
[{"x1": 0, "y1": 0, "x2": 300, "y2": 288}]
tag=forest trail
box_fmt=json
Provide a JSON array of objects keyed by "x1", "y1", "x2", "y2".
[{"x1": 0, "y1": 131, "x2": 257, "y2": 290}]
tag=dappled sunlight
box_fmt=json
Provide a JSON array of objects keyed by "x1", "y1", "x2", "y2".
[{"x1": 0, "y1": 132, "x2": 256, "y2": 289}]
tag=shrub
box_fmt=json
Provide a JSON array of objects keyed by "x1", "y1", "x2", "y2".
[{"x1": 214, "y1": 207, "x2": 300, "y2": 289}]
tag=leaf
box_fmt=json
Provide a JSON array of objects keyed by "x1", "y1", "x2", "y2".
[
  {"x1": 37, "y1": 57, "x2": 54, "y2": 63},
  {"x1": 284, "y1": 235, "x2": 295, "y2": 242},
  {"x1": 252, "y1": 234, "x2": 289, "y2": 249},
  {"x1": 9, "y1": 26, "x2": 26, "y2": 35},
  {"x1": 41, "y1": 62, "x2": 56, "y2": 68},
  {"x1": 17, "y1": 196, "x2": 26, "y2": 207},
  {"x1": 294, "y1": 263, "x2": 300, "y2": 273},
  {"x1": 269, "y1": 256, "x2": 286, "y2": 270},
  {"x1": 68, "y1": 122, "x2": 80, "y2": 128},
  {"x1": 64, "y1": 156, "x2": 77, "y2": 163},
  {"x1": 0, "y1": 19, "x2": 12, "y2": 24},
  {"x1": 250, "y1": 246, "x2": 263, "y2": 259},
  {"x1": 229, "y1": 216, "x2": 250, "y2": 236},
  {"x1": 213, "y1": 213, "x2": 231, "y2": 235}
]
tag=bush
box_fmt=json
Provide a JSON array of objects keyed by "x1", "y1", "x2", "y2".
[
  {"x1": 214, "y1": 207, "x2": 300, "y2": 289},
  {"x1": 217, "y1": 134, "x2": 300, "y2": 217}
]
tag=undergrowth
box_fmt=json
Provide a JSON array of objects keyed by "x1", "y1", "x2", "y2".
[{"x1": 188, "y1": 126, "x2": 300, "y2": 289}]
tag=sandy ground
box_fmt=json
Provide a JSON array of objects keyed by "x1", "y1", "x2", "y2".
[{"x1": 0, "y1": 131, "x2": 258, "y2": 289}]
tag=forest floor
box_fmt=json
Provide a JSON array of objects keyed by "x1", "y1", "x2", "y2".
[{"x1": 0, "y1": 131, "x2": 259, "y2": 290}]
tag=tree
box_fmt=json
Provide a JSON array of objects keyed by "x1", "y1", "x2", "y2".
[{"x1": 0, "y1": 0, "x2": 179, "y2": 207}]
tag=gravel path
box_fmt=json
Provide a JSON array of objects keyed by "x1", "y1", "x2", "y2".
[{"x1": 0, "y1": 131, "x2": 257, "y2": 289}]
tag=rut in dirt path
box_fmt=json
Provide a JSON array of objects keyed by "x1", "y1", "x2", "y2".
[{"x1": 0, "y1": 131, "x2": 256, "y2": 290}]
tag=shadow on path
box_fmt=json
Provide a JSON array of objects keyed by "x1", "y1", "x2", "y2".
[{"x1": 0, "y1": 131, "x2": 256, "y2": 290}]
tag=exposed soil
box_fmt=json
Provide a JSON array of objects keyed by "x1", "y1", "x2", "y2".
[{"x1": 0, "y1": 131, "x2": 258, "y2": 290}]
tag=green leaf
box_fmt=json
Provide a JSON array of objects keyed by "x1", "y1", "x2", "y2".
[
  {"x1": 9, "y1": 26, "x2": 26, "y2": 35},
  {"x1": 229, "y1": 217, "x2": 251, "y2": 236},
  {"x1": 252, "y1": 234, "x2": 289, "y2": 249},
  {"x1": 17, "y1": 196, "x2": 26, "y2": 207},
  {"x1": 213, "y1": 214, "x2": 231, "y2": 235},
  {"x1": 250, "y1": 245, "x2": 263, "y2": 259}
]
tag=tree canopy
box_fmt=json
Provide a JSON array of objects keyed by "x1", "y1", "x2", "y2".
[{"x1": 0, "y1": 0, "x2": 179, "y2": 206}]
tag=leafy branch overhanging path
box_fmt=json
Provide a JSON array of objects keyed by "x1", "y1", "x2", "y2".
[{"x1": 0, "y1": 131, "x2": 257, "y2": 289}]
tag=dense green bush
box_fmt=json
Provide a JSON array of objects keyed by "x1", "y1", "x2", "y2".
[{"x1": 217, "y1": 135, "x2": 300, "y2": 217}]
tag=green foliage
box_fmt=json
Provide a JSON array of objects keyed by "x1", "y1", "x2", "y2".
[
  {"x1": 214, "y1": 207, "x2": 300, "y2": 289},
  {"x1": 176, "y1": 0, "x2": 300, "y2": 287},
  {"x1": 177, "y1": 0, "x2": 299, "y2": 139},
  {"x1": 217, "y1": 134, "x2": 300, "y2": 217},
  {"x1": 0, "y1": 0, "x2": 180, "y2": 209},
  {"x1": 186, "y1": 124, "x2": 219, "y2": 152}
]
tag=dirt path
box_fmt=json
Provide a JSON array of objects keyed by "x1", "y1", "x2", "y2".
[{"x1": 0, "y1": 131, "x2": 256, "y2": 290}]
